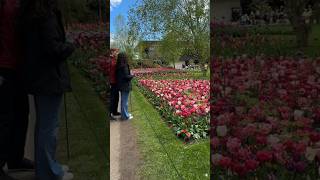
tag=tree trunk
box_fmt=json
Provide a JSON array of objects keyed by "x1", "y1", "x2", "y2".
[{"x1": 295, "y1": 23, "x2": 311, "y2": 48}]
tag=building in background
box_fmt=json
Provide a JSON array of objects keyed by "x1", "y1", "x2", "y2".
[
  {"x1": 212, "y1": 0, "x2": 241, "y2": 22},
  {"x1": 212, "y1": 0, "x2": 286, "y2": 23}
]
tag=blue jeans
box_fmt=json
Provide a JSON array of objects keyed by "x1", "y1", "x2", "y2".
[
  {"x1": 121, "y1": 91, "x2": 130, "y2": 120},
  {"x1": 34, "y1": 94, "x2": 64, "y2": 180}
]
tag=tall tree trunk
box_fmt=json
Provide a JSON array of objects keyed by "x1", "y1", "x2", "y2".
[
  {"x1": 294, "y1": 23, "x2": 311, "y2": 48},
  {"x1": 285, "y1": 0, "x2": 311, "y2": 49}
]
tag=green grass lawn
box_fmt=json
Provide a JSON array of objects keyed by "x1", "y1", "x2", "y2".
[
  {"x1": 131, "y1": 85, "x2": 210, "y2": 180},
  {"x1": 57, "y1": 66, "x2": 109, "y2": 180},
  {"x1": 263, "y1": 24, "x2": 320, "y2": 57}
]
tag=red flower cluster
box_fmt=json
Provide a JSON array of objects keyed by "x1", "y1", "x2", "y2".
[
  {"x1": 139, "y1": 79, "x2": 210, "y2": 118},
  {"x1": 68, "y1": 31, "x2": 108, "y2": 51},
  {"x1": 211, "y1": 57, "x2": 320, "y2": 177}
]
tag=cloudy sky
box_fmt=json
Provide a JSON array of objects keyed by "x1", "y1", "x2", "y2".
[
  {"x1": 110, "y1": 0, "x2": 122, "y2": 11},
  {"x1": 110, "y1": 0, "x2": 137, "y2": 44}
]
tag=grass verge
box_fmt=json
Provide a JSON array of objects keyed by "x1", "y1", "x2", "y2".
[
  {"x1": 131, "y1": 85, "x2": 210, "y2": 180},
  {"x1": 57, "y1": 66, "x2": 109, "y2": 180}
]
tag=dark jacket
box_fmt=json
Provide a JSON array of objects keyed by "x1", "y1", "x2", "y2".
[
  {"x1": 116, "y1": 64, "x2": 133, "y2": 92},
  {"x1": 21, "y1": 9, "x2": 74, "y2": 95},
  {"x1": 0, "y1": 0, "x2": 20, "y2": 70}
]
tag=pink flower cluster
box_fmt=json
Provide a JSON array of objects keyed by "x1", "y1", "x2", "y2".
[
  {"x1": 67, "y1": 31, "x2": 108, "y2": 51},
  {"x1": 211, "y1": 57, "x2": 320, "y2": 177},
  {"x1": 139, "y1": 79, "x2": 210, "y2": 118}
]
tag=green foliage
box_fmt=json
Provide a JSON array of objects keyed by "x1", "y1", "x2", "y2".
[
  {"x1": 128, "y1": 0, "x2": 210, "y2": 65},
  {"x1": 113, "y1": 14, "x2": 140, "y2": 62},
  {"x1": 131, "y1": 86, "x2": 210, "y2": 180},
  {"x1": 59, "y1": 0, "x2": 107, "y2": 24},
  {"x1": 159, "y1": 31, "x2": 182, "y2": 67},
  {"x1": 57, "y1": 66, "x2": 109, "y2": 180}
]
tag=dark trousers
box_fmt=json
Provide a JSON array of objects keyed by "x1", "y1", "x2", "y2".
[
  {"x1": 110, "y1": 83, "x2": 119, "y2": 114},
  {"x1": 0, "y1": 69, "x2": 29, "y2": 168}
]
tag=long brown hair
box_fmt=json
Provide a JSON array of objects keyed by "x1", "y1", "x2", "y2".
[{"x1": 116, "y1": 52, "x2": 129, "y2": 68}]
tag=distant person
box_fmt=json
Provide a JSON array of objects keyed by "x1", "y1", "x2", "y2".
[
  {"x1": 250, "y1": 11, "x2": 256, "y2": 25},
  {"x1": 0, "y1": 0, "x2": 34, "y2": 179},
  {"x1": 303, "y1": 7, "x2": 313, "y2": 24},
  {"x1": 109, "y1": 49, "x2": 121, "y2": 119},
  {"x1": 116, "y1": 53, "x2": 134, "y2": 120},
  {"x1": 20, "y1": 0, "x2": 75, "y2": 179},
  {"x1": 240, "y1": 14, "x2": 250, "y2": 25}
]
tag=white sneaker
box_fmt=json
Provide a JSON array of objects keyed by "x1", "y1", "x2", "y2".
[
  {"x1": 62, "y1": 172, "x2": 74, "y2": 180},
  {"x1": 111, "y1": 113, "x2": 121, "y2": 119},
  {"x1": 62, "y1": 165, "x2": 69, "y2": 172},
  {"x1": 128, "y1": 115, "x2": 133, "y2": 120}
]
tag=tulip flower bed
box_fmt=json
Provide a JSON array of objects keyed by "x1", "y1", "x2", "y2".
[
  {"x1": 135, "y1": 71, "x2": 192, "y2": 80},
  {"x1": 211, "y1": 57, "x2": 320, "y2": 179},
  {"x1": 68, "y1": 31, "x2": 108, "y2": 52},
  {"x1": 137, "y1": 79, "x2": 210, "y2": 141},
  {"x1": 131, "y1": 67, "x2": 207, "y2": 81},
  {"x1": 132, "y1": 68, "x2": 182, "y2": 76},
  {"x1": 68, "y1": 28, "x2": 110, "y2": 103}
]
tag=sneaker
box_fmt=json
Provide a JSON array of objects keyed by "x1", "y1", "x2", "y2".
[
  {"x1": 111, "y1": 113, "x2": 121, "y2": 119},
  {"x1": 0, "y1": 169, "x2": 18, "y2": 180},
  {"x1": 113, "y1": 112, "x2": 121, "y2": 116},
  {"x1": 62, "y1": 165, "x2": 70, "y2": 172},
  {"x1": 7, "y1": 158, "x2": 35, "y2": 170},
  {"x1": 62, "y1": 172, "x2": 74, "y2": 180},
  {"x1": 124, "y1": 115, "x2": 133, "y2": 121}
]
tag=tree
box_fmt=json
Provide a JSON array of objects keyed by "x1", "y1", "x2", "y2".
[
  {"x1": 159, "y1": 31, "x2": 183, "y2": 68},
  {"x1": 58, "y1": 0, "x2": 106, "y2": 25},
  {"x1": 128, "y1": 0, "x2": 210, "y2": 69},
  {"x1": 114, "y1": 14, "x2": 128, "y2": 51},
  {"x1": 284, "y1": 0, "x2": 320, "y2": 48},
  {"x1": 113, "y1": 14, "x2": 140, "y2": 61}
]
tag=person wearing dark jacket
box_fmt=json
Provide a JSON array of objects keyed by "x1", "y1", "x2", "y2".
[
  {"x1": 20, "y1": 0, "x2": 75, "y2": 179},
  {"x1": 116, "y1": 52, "x2": 134, "y2": 120},
  {"x1": 0, "y1": 0, "x2": 34, "y2": 179}
]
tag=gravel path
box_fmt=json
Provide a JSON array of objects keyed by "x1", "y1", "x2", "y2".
[{"x1": 110, "y1": 118, "x2": 141, "y2": 180}]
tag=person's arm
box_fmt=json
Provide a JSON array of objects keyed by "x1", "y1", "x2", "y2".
[
  {"x1": 124, "y1": 66, "x2": 134, "y2": 81},
  {"x1": 39, "y1": 15, "x2": 74, "y2": 63}
]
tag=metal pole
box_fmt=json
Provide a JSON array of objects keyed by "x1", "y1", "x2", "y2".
[
  {"x1": 130, "y1": 92, "x2": 133, "y2": 112},
  {"x1": 64, "y1": 93, "x2": 71, "y2": 160}
]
